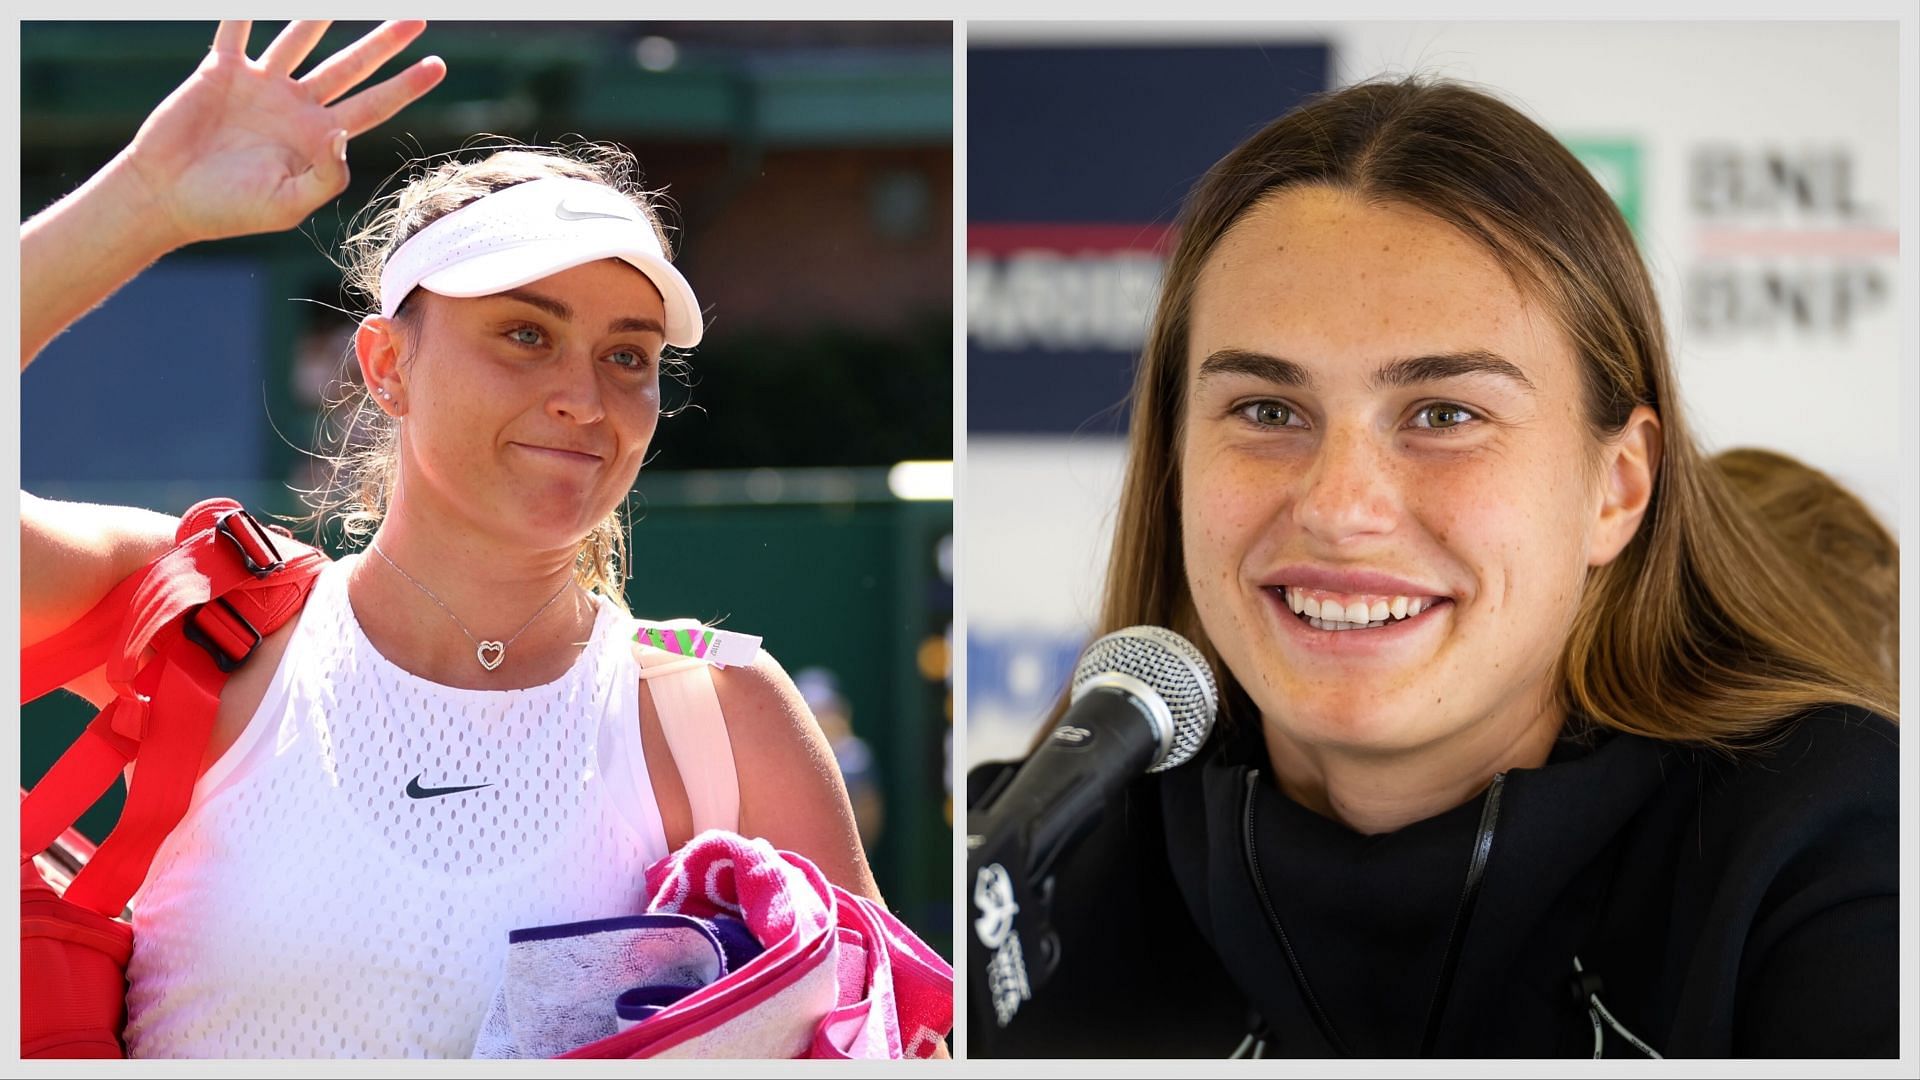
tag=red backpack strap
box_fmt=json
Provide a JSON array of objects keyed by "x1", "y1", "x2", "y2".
[
  {"x1": 19, "y1": 498, "x2": 282, "y2": 701},
  {"x1": 19, "y1": 498, "x2": 328, "y2": 917},
  {"x1": 19, "y1": 568, "x2": 147, "y2": 705}
]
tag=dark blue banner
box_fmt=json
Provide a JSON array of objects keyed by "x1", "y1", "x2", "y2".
[{"x1": 968, "y1": 43, "x2": 1330, "y2": 435}]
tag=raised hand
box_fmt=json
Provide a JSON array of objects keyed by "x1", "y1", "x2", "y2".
[{"x1": 120, "y1": 20, "x2": 446, "y2": 247}]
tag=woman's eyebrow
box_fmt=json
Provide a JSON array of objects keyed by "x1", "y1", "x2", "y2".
[
  {"x1": 497, "y1": 289, "x2": 664, "y2": 336},
  {"x1": 609, "y1": 316, "x2": 665, "y2": 336},
  {"x1": 1371, "y1": 349, "x2": 1535, "y2": 392},
  {"x1": 1197, "y1": 347, "x2": 1535, "y2": 392},
  {"x1": 499, "y1": 287, "x2": 572, "y2": 321},
  {"x1": 1198, "y1": 348, "x2": 1313, "y2": 387}
]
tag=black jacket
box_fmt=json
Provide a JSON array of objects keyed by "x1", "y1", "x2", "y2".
[{"x1": 967, "y1": 706, "x2": 1898, "y2": 1058}]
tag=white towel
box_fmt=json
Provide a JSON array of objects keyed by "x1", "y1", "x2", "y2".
[{"x1": 472, "y1": 913, "x2": 725, "y2": 1059}]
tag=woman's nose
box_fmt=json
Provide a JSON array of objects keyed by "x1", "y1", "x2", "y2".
[
  {"x1": 546, "y1": 350, "x2": 606, "y2": 425},
  {"x1": 1291, "y1": 426, "x2": 1399, "y2": 544}
]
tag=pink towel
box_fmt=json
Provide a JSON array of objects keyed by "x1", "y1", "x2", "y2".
[{"x1": 558, "y1": 830, "x2": 953, "y2": 1059}]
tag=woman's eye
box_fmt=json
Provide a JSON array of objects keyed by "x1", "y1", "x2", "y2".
[
  {"x1": 1241, "y1": 400, "x2": 1302, "y2": 428},
  {"x1": 1411, "y1": 402, "x2": 1476, "y2": 429},
  {"x1": 607, "y1": 348, "x2": 651, "y2": 371},
  {"x1": 508, "y1": 326, "x2": 545, "y2": 347}
]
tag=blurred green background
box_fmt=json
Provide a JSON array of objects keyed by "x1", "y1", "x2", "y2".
[{"x1": 20, "y1": 20, "x2": 954, "y2": 956}]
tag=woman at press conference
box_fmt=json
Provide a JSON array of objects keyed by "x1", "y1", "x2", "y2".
[{"x1": 969, "y1": 77, "x2": 1898, "y2": 1058}]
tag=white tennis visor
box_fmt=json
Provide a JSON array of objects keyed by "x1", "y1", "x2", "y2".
[{"x1": 378, "y1": 175, "x2": 704, "y2": 348}]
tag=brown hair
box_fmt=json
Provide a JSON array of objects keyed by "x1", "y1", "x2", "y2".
[
  {"x1": 1084, "y1": 77, "x2": 1896, "y2": 750},
  {"x1": 303, "y1": 142, "x2": 683, "y2": 611},
  {"x1": 1713, "y1": 447, "x2": 1899, "y2": 681}
]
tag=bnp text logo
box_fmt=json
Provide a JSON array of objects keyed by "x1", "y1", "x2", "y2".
[{"x1": 1686, "y1": 144, "x2": 1894, "y2": 338}]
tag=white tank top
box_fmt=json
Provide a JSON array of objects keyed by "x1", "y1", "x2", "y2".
[{"x1": 122, "y1": 557, "x2": 671, "y2": 1058}]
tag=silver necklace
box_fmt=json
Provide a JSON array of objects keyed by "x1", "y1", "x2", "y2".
[{"x1": 368, "y1": 542, "x2": 576, "y2": 671}]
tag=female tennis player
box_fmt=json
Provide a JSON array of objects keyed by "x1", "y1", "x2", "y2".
[
  {"x1": 23, "y1": 20, "x2": 888, "y2": 1057},
  {"x1": 971, "y1": 77, "x2": 1898, "y2": 1059}
]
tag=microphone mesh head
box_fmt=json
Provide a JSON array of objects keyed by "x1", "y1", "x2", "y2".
[{"x1": 1070, "y1": 626, "x2": 1219, "y2": 771}]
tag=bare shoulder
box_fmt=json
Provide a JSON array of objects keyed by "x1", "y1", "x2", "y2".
[
  {"x1": 21, "y1": 492, "x2": 177, "y2": 650},
  {"x1": 711, "y1": 650, "x2": 882, "y2": 903},
  {"x1": 707, "y1": 649, "x2": 823, "y2": 754},
  {"x1": 22, "y1": 492, "x2": 182, "y2": 704}
]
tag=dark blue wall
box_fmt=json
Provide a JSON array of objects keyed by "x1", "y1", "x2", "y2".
[{"x1": 23, "y1": 256, "x2": 271, "y2": 491}]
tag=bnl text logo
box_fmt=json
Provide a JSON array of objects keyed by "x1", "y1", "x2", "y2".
[{"x1": 1687, "y1": 146, "x2": 1894, "y2": 339}]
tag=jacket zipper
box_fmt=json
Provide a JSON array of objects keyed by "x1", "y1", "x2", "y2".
[
  {"x1": 1241, "y1": 768, "x2": 1352, "y2": 1057},
  {"x1": 1418, "y1": 770, "x2": 1506, "y2": 1056}
]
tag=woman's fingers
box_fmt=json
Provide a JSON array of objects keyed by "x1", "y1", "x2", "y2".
[
  {"x1": 258, "y1": 20, "x2": 333, "y2": 77},
  {"x1": 328, "y1": 55, "x2": 447, "y2": 138},
  {"x1": 210, "y1": 20, "x2": 252, "y2": 57},
  {"x1": 289, "y1": 129, "x2": 353, "y2": 211},
  {"x1": 299, "y1": 19, "x2": 428, "y2": 106}
]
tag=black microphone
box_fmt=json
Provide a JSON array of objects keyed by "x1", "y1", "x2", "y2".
[{"x1": 966, "y1": 625, "x2": 1218, "y2": 1034}]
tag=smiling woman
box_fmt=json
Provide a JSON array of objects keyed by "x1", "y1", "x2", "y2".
[
  {"x1": 972, "y1": 77, "x2": 1898, "y2": 1059},
  {"x1": 317, "y1": 152, "x2": 694, "y2": 620},
  {"x1": 1179, "y1": 186, "x2": 1663, "y2": 830},
  {"x1": 19, "y1": 19, "x2": 942, "y2": 1061}
]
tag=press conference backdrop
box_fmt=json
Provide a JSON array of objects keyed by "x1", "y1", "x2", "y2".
[
  {"x1": 965, "y1": 22, "x2": 1901, "y2": 765},
  {"x1": 20, "y1": 20, "x2": 954, "y2": 956}
]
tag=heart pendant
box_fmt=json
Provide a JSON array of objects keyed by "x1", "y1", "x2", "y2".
[{"x1": 476, "y1": 641, "x2": 506, "y2": 671}]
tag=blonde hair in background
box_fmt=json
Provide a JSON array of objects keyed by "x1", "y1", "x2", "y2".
[
  {"x1": 1713, "y1": 447, "x2": 1899, "y2": 682},
  {"x1": 1077, "y1": 77, "x2": 1897, "y2": 751},
  {"x1": 300, "y1": 141, "x2": 685, "y2": 612}
]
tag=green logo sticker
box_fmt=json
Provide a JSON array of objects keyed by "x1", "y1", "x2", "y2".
[{"x1": 1565, "y1": 138, "x2": 1643, "y2": 239}]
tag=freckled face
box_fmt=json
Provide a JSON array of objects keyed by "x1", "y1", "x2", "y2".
[
  {"x1": 1179, "y1": 186, "x2": 1604, "y2": 756},
  {"x1": 394, "y1": 257, "x2": 668, "y2": 552}
]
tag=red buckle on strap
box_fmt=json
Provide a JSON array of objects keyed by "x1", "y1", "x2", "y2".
[
  {"x1": 214, "y1": 509, "x2": 284, "y2": 579},
  {"x1": 183, "y1": 597, "x2": 262, "y2": 674},
  {"x1": 104, "y1": 694, "x2": 150, "y2": 746}
]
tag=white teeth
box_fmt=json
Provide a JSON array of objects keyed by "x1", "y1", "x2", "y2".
[
  {"x1": 1285, "y1": 585, "x2": 1443, "y2": 630},
  {"x1": 1309, "y1": 616, "x2": 1385, "y2": 631}
]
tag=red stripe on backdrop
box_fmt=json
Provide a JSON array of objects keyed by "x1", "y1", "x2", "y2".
[
  {"x1": 1694, "y1": 228, "x2": 1899, "y2": 258},
  {"x1": 969, "y1": 223, "x2": 1177, "y2": 256}
]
